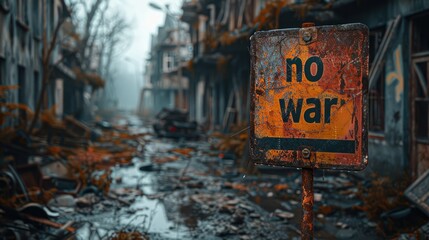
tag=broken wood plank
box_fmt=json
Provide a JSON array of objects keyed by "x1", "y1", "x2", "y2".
[
  {"x1": 369, "y1": 15, "x2": 401, "y2": 89},
  {"x1": 24, "y1": 214, "x2": 76, "y2": 232}
]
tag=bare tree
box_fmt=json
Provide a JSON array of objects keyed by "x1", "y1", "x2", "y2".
[
  {"x1": 27, "y1": 0, "x2": 130, "y2": 133},
  {"x1": 67, "y1": 0, "x2": 130, "y2": 89},
  {"x1": 27, "y1": 0, "x2": 68, "y2": 134},
  {"x1": 67, "y1": 0, "x2": 129, "y2": 72},
  {"x1": 67, "y1": 0, "x2": 109, "y2": 71},
  {"x1": 99, "y1": 11, "x2": 130, "y2": 78}
]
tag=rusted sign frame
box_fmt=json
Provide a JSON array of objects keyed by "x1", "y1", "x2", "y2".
[{"x1": 249, "y1": 23, "x2": 369, "y2": 171}]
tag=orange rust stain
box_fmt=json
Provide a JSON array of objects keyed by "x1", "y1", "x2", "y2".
[{"x1": 252, "y1": 25, "x2": 368, "y2": 168}]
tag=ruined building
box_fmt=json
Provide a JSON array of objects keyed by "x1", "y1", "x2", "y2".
[
  {"x1": 0, "y1": 1, "x2": 89, "y2": 125},
  {"x1": 180, "y1": 0, "x2": 429, "y2": 178},
  {"x1": 141, "y1": 11, "x2": 192, "y2": 117}
]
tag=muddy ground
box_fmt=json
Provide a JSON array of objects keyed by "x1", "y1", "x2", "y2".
[{"x1": 47, "y1": 115, "x2": 393, "y2": 240}]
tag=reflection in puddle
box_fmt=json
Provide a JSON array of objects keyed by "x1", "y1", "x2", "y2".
[{"x1": 74, "y1": 152, "x2": 191, "y2": 239}]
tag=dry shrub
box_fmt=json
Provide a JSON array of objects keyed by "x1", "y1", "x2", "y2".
[
  {"x1": 212, "y1": 122, "x2": 248, "y2": 159},
  {"x1": 0, "y1": 85, "x2": 18, "y2": 98},
  {"x1": 67, "y1": 150, "x2": 113, "y2": 194},
  {"x1": 203, "y1": 32, "x2": 218, "y2": 50},
  {"x1": 0, "y1": 85, "x2": 34, "y2": 129},
  {"x1": 253, "y1": 0, "x2": 290, "y2": 30},
  {"x1": 218, "y1": 32, "x2": 238, "y2": 46},
  {"x1": 73, "y1": 67, "x2": 105, "y2": 90},
  {"x1": 356, "y1": 174, "x2": 411, "y2": 220},
  {"x1": 170, "y1": 148, "x2": 194, "y2": 157},
  {"x1": 40, "y1": 105, "x2": 63, "y2": 128},
  {"x1": 216, "y1": 55, "x2": 230, "y2": 74},
  {"x1": 186, "y1": 60, "x2": 194, "y2": 73},
  {"x1": 110, "y1": 231, "x2": 149, "y2": 240}
]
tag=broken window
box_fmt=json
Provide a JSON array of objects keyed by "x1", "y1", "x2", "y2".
[
  {"x1": 18, "y1": 66, "x2": 26, "y2": 105},
  {"x1": 32, "y1": 0, "x2": 40, "y2": 37},
  {"x1": 0, "y1": 0, "x2": 10, "y2": 11},
  {"x1": 368, "y1": 27, "x2": 386, "y2": 132},
  {"x1": 0, "y1": 57, "x2": 7, "y2": 127},
  {"x1": 34, "y1": 71, "x2": 39, "y2": 111},
  {"x1": 0, "y1": 57, "x2": 5, "y2": 86},
  {"x1": 412, "y1": 14, "x2": 429, "y2": 53},
  {"x1": 163, "y1": 51, "x2": 175, "y2": 72},
  {"x1": 17, "y1": 0, "x2": 28, "y2": 24},
  {"x1": 18, "y1": 65, "x2": 27, "y2": 122},
  {"x1": 412, "y1": 13, "x2": 429, "y2": 140},
  {"x1": 413, "y1": 58, "x2": 429, "y2": 139}
]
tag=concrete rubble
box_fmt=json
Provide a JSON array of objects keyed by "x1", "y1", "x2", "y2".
[{"x1": 0, "y1": 113, "x2": 428, "y2": 239}]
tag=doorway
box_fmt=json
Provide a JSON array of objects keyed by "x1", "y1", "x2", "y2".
[{"x1": 411, "y1": 12, "x2": 429, "y2": 178}]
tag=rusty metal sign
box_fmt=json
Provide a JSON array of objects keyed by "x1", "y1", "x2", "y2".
[{"x1": 250, "y1": 23, "x2": 369, "y2": 170}]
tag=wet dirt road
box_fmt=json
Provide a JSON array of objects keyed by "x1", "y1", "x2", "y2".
[{"x1": 57, "y1": 116, "x2": 380, "y2": 239}]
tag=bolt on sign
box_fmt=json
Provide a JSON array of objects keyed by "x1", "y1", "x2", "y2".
[{"x1": 250, "y1": 23, "x2": 369, "y2": 170}]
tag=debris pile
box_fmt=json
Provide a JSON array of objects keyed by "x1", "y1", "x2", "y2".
[
  {"x1": 211, "y1": 122, "x2": 249, "y2": 160},
  {"x1": 0, "y1": 87, "x2": 148, "y2": 238}
]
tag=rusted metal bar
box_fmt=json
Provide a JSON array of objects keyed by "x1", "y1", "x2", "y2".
[
  {"x1": 301, "y1": 167, "x2": 314, "y2": 240},
  {"x1": 301, "y1": 22, "x2": 315, "y2": 240}
]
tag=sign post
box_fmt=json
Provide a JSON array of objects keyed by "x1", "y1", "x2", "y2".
[
  {"x1": 250, "y1": 22, "x2": 369, "y2": 239},
  {"x1": 301, "y1": 167, "x2": 314, "y2": 239}
]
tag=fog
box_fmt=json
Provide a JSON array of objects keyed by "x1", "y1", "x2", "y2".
[{"x1": 110, "y1": 0, "x2": 182, "y2": 111}]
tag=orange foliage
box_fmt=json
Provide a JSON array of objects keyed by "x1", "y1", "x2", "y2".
[
  {"x1": 186, "y1": 60, "x2": 194, "y2": 73},
  {"x1": 0, "y1": 103, "x2": 34, "y2": 126},
  {"x1": 216, "y1": 55, "x2": 229, "y2": 74},
  {"x1": 218, "y1": 32, "x2": 238, "y2": 46},
  {"x1": 111, "y1": 231, "x2": 148, "y2": 240},
  {"x1": 232, "y1": 183, "x2": 248, "y2": 192},
  {"x1": 212, "y1": 122, "x2": 249, "y2": 159},
  {"x1": 47, "y1": 146, "x2": 62, "y2": 157},
  {"x1": 203, "y1": 32, "x2": 218, "y2": 50},
  {"x1": 73, "y1": 67, "x2": 105, "y2": 90},
  {"x1": 40, "y1": 105, "x2": 63, "y2": 128},
  {"x1": 253, "y1": 0, "x2": 290, "y2": 30},
  {"x1": 274, "y1": 183, "x2": 289, "y2": 191},
  {"x1": 0, "y1": 85, "x2": 34, "y2": 130},
  {"x1": 356, "y1": 175, "x2": 411, "y2": 220},
  {"x1": 152, "y1": 155, "x2": 179, "y2": 164},
  {"x1": 171, "y1": 148, "x2": 194, "y2": 157},
  {"x1": 66, "y1": 138, "x2": 137, "y2": 194},
  {"x1": 0, "y1": 85, "x2": 18, "y2": 99},
  {"x1": 91, "y1": 169, "x2": 112, "y2": 194}
]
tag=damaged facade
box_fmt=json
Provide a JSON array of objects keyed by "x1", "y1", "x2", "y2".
[
  {"x1": 179, "y1": 0, "x2": 429, "y2": 178},
  {"x1": 142, "y1": 11, "x2": 192, "y2": 117},
  {"x1": 181, "y1": 0, "x2": 268, "y2": 130},
  {"x1": 0, "y1": 1, "x2": 91, "y2": 125}
]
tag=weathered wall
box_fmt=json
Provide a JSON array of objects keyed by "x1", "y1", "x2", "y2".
[
  {"x1": 0, "y1": 2, "x2": 40, "y2": 113},
  {"x1": 342, "y1": 0, "x2": 419, "y2": 177},
  {"x1": 367, "y1": 22, "x2": 408, "y2": 177},
  {"x1": 277, "y1": 0, "x2": 429, "y2": 177},
  {"x1": 0, "y1": 0, "x2": 69, "y2": 126}
]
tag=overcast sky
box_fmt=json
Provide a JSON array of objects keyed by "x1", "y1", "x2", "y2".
[{"x1": 110, "y1": 0, "x2": 182, "y2": 110}]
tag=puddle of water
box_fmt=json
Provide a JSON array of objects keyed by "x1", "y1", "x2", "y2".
[
  {"x1": 128, "y1": 196, "x2": 190, "y2": 239},
  {"x1": 73, "y1": 155, "x2": 191, "y2": 239},
  {"x1": 111, "y1": 162, "x2": 154, "y2": 194},
  {"x1": 145, "y1": 141, "x2": 176, "y2": 156}
]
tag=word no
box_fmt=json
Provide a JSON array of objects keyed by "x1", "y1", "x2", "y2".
[{"x1": 280, "y1": 56, "x2": 339, "y2": 124}]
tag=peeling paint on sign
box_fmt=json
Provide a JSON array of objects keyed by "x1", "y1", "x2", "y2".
[{"x1": 249, "y1": 23, "x2": 369, "y2": 170}]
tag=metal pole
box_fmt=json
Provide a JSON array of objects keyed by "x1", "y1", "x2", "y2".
[
  {"x1": 301, "y1": 168, "x2": 314, "y2": 239},
  {"x1": 300, "y1": 22, "x2": 315, "y2": 240}
]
